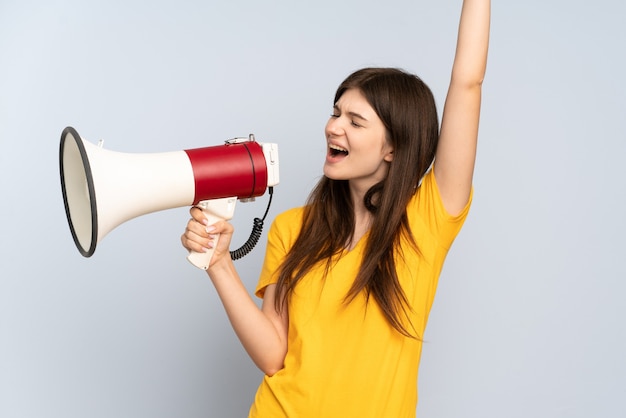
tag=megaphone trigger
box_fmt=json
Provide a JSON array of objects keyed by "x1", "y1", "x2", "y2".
[{"x1": 187, "y1": 197, "x2": 237, "y2": 270}]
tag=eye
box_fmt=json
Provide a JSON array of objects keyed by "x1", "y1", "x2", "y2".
[
  {"x1": 330, "y1": 113, "x2": 339, "y2": 118},
  {"x1": 350, "y1": 120, "x2": 362, "y2": 128}
]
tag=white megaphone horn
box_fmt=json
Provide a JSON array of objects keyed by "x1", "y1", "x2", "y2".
[{"x1": 59, "y1": 126, "x2": 279, "y2": 270}]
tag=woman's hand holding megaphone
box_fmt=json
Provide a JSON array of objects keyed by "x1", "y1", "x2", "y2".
[{"x1": 182, "y1": 205, "x2": 235, "y2": 271}]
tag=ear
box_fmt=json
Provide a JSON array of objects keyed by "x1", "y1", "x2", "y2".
[{"x1": 384, "y1": 148, "x2": 394, "y2": 162}]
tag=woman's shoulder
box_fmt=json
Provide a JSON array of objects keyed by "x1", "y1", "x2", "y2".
[
  {"x1": 269, "y1": 205, "x2": 306, "y2": 236},
  {"x1": 275, "y1": 205, "x2": 305, "y2": 223},
  {"x1": 410, "y1": 166, "x2": 435, "y2": 205},
  {"x1": 407, "y1": 165, "x2": 472, "y2": 247},
  {"x1": 264, "y1": 205, "x2": 307, "y2": 251}
]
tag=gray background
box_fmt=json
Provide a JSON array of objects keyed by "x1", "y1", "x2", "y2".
[{"x1": 1, "y1": 0, "x2": 625, "y2": 417}]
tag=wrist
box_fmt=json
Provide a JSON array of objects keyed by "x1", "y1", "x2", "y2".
[{"x1": 207, "y1": 255, "x2": 236, "y2": 280}]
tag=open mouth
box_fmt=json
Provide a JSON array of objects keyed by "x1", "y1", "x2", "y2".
[{"x1": 329, "y1": 144, "x2": 349, "y2": 157}]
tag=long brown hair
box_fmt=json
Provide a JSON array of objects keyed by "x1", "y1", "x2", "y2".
[{"x1": 275, "y1": 68, "x2": 440, "y2": 337}]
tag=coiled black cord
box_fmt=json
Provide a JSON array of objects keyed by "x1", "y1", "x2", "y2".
[{"x1": 230, "y1": 187, "x2": 274, "y2": 260}]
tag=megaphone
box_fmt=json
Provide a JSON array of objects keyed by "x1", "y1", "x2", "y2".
[{"x1": 59, "y1": 126, "x2": 279, "y2": 270}]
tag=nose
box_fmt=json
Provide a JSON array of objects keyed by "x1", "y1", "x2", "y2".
[{"x1": 325, "y1": 116, "x2": 344, "y2": 137}]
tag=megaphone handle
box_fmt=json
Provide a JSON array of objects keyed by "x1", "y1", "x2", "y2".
[
  {"x1": 187, "y1": 197, "x2": 237, "y2": 270},
  {"x1": 187, "y1": 220, "x2": 220, "y2": 270}
]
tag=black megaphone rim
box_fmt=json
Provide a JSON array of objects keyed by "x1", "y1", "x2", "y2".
[{"x1": 59, "y1": 126, "x2": 98, "y2": 257}]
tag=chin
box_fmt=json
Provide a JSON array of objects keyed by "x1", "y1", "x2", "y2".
[
  {"x1": 322, "y1": 165, "x2": 340, "y2": 180},
  {"x1": 323, "y1": 171, "x2": 347, "y2": 181}
]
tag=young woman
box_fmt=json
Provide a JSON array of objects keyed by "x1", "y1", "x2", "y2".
[{"x1": 181, "y1": 1, "x2": 490, "y2": 416}]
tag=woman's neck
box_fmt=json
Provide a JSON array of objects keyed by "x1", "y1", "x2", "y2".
[{"x1": 348, "y1": 187, "x2": 373, "y2": 250}]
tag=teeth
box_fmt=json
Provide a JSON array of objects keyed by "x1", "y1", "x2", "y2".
[{"x1": 329, "y1": 144, "x2": 348, "y2": 152}]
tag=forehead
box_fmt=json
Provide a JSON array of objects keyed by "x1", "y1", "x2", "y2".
[{"x1": 335, "y1": 89, "x2": 375, "y2": 114}]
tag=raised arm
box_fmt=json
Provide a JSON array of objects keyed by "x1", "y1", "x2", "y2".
[{"x1": 434, "y1": 0, "x2": 490, "y2": 215}]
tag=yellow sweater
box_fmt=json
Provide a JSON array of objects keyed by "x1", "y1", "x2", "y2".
[{"x1": 251, "y1": 169, "x2": 472, "y2": 418}]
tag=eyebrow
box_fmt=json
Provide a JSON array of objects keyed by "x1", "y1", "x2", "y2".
[{"x1": 333, "y1": 105, "x2": 369, "y2": 122}]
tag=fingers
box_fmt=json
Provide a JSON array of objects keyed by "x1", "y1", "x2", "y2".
[
  {"x1": 189, "y1": 206, "x2": 207, "y2": 224},
  {"x1": 181, "y1": 218, "x2": 213, "y2": 254},
  {"x1": 181, "y1": 207, "x2": 235, "y2": 254},
  {"x1": 188, "y1": 206, "x2": 234, "y2": 235}
]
